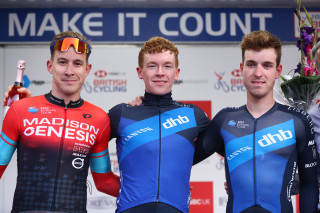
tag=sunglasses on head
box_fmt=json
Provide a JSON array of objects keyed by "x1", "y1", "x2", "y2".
[{"x1": 50, "y1": 37, "x2": 91, "y2": 55}]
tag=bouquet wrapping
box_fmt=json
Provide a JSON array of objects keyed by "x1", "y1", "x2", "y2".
[{"x1": 275, "y1": 0, "x2": 319, "y2": 112}]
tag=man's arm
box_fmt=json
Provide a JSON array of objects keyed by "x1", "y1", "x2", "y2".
[
  {"x1": 0, "y1": 135, "x2": 16, "y2": 178},
  {"x1": 193, "y1": 112, "x2": 224, "y2": 165},
  {"x1": 297, "y1": 113, "x2": 318, "y2": 212},
  {"x1": 0, "y1": 105, "x2": 19, "y2": 178},
  {"x1": 89, "y1": 117, "x2": 120, "y2": 197},
  {"x1": 90, "y1": 150, "x2": 120, "y2": 197}
]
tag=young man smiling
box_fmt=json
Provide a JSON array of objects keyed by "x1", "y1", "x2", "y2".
[
  {"x1": 108, "y1": 36, "x2": 210, "y2": 213},
  {"x1": 194, "y1": 31, "x2": 318, "y2": 213}
]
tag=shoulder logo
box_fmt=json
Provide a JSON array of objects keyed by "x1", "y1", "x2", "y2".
[
  {"x1": 28, "y1": 107, "x2": 39, "y2": 114},
  {"x1": 83, "y1": 113, "x2": 92, "y2": 119},
  {"x1": 228, "y1": 120, "x2": 236, "y2": 127}
]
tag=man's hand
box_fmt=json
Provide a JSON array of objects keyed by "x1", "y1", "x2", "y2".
[
  {"x1": 224, "y1": 182, "x2": 229, "y2": 195},
  {"x1": 128, "y1": 96, "x2": 144, "y2": 106},
  {"x1": 3, "y1": 85, "x2": 32, "y2": 106}
]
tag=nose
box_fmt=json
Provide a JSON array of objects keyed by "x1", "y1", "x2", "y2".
[
  {"x1": 254, "y1": 64, "x2": 263, "y2": 77},
  {"x1": 65, "y1": 62, "x2": 74, "y2": 75},
  {"x1": 156, "y1": 67, "x2": 165, "y2": 75}
]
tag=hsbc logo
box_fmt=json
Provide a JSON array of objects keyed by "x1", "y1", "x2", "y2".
[
  {"x1": 231, "y1": 69, "x2": 242, "y2": 77},
  {"x1": 258, "y1": 130, "x2": 293, "y2": 147},
  {"x1": 163, "y1": 115, "x2": 189, "y2": 129},
  {"x1": 94, "y1": 70, "x2": 107, "y2": 78}
]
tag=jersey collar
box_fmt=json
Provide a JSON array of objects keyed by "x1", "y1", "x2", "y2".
[
  {"x1": 45, "y1": 91, "x2": 84, "y2": 108},
  {"x1": 143, "y1": 91, "x2": 174, "y2": 106}
]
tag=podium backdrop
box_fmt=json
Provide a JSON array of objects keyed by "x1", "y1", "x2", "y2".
[{"x1": 0, "y1": 43, "x2": 300, "y2": 212}]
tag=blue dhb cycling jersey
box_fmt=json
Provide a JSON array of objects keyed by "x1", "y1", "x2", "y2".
[
  {"x1": 108, "y1": 92, "x2": 210, "y2": 213},
  {"x1": 194, "y1": 103, "x2": 318, "y2": 213}
]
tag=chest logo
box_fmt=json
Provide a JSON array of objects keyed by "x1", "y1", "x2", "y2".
[
  {"x1": 258, "y1": 129, "x2": 293, "y2": 147},
  {"x1": 163, "y1": 115, "x2": 190, "y2": 129}
]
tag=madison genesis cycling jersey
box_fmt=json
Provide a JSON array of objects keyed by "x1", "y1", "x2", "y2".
[
  {"x1": 0, "y1": 92, "x2": 118, "y2": 213},
  {"x1": 108, "y1": 92, "x2": 210, "y2": 213},
  {"x1": 194, "y1": 103, "x2": 318, "y2": 213}
]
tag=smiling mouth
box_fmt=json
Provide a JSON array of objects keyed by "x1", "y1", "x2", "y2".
[
  {"x1": 252, "y1": 80, "x2": 264, "y2": 84},
  {"x1": 63, "y1": 79, "x2": 77, "y2": 83},
  {"x1": 153, "y1": 80, "x2": 167, "y2": 84}
]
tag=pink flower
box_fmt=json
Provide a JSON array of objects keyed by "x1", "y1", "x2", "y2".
[{"x1": 304, "y1": 67, "x2": 314, "y2": 76}]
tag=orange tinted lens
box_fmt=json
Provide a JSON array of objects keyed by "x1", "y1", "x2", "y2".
[
  {"x1": 61, "y1": 38, "x2": 80, "y2": 52},
  {"x1": 52, "y1": 37, "x2": 90, "y2": 54}
]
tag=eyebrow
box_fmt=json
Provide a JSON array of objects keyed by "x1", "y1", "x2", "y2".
[{"x1": 245, "y1": 60, "x2": 274, "y2": 64}]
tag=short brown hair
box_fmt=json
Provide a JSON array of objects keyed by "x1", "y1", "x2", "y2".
[
  {"x1": 50, "y1": 31, "x2": 92, "y2": 62},
  {"x1": 240, "y1": 30, "x2": 282, "y2": 67},
  {"x1": 138, "y1": 36, "x2": 179, "y2": 68}
]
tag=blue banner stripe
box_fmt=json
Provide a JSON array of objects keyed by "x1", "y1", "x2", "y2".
[
  {"x1": 1, "y1": 132, "x2": 17, "y2": 146},
  {"x1": 90, "y1": 153, "x2": 112, "y2": 173},
  {"x1": 0, "y1": 132, "x2": 17, "y2": 165},
  {"x1": 255, "y1": 119, "x2": 295, "y2": 155},
  {"x1": 225, "y1": 119, "x2": 295, "y2": 172},
  {"x1": 90, "y1": 148, "x2": 109, "y2": 157},
  {"x1": 119, "y1": 107, "x2": 196, "y2": 164}
]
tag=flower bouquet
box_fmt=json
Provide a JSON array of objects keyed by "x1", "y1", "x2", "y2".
[{"x1": 275, "y1": 0, "x2": 319, "y2": 112}]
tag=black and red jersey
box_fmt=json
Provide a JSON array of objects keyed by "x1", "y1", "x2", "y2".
[{"x1": 0, "y1": 92, "x2": 118, "y2": 213}]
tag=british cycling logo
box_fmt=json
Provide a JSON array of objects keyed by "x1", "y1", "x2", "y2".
[
  {"x1": 228, "y1": 120, "x2": 236, "y2": 127},
  {"x1": 236, "y1": 121, "x2": 249, "y2": 129},
  {"x1": 228, "y1": 120, "x2": 249, "y2": 128},
  {"x1": 83, "y1": 113, "x2": 92, "y2": 119},
  {"x1": 213, "y1": 71, "x2": 246, "y2": 93},
  {"x1": 28, "y1": 107, "x2": 39, "y2": 114},
  {"x1": 94, "y1": 70, "x2": 108, "y2": 78},
  {"x1": 82, "y1": 70, "x2": 127, "y2": 94}
]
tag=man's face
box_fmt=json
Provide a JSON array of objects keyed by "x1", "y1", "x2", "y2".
[
  {"x1": 240, "y1": 48, "x2": 282, "y2": 100},
  {"x1": 137, "y1": 50, "x2": 180, "y2": 95},
  {"x1": 47, "y1": 46, "x2": 91, "y2": 101}
]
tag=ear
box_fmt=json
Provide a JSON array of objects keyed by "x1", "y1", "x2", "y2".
[
  {"x1": 85, "y1": 63, "x2": 92, "y2": 77},
  {"x1": 47, "y1": 60, "x2": 53, "y2": 74},
  {"x1": 240, "y1": 62, "x2": 244, "y2": 75},
  {"x1": 137, "y1": 67, "x2": 143, "y2": 79},
  {"x1": 275, "y1": 64, "x2": 282, "y2": 79},
  {"x1": 174, "y1": 68, "x2": 180, "y2": 81}
]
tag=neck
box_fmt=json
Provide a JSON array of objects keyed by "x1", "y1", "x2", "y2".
[
  {"x1": 246, "y1": 95, "x2": 275, "y2": 118},
  {"x1": 51, "y1": 89, "x2": 80, "y2": 105}
]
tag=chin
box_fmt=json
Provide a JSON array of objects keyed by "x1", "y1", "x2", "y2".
[{"x1": 151, "y1": 90, "x2": 168, "y2": 95}]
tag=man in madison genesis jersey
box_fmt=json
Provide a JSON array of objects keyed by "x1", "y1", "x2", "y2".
[
  {"x1": 194, "y1": 31, "x2": 319, "y2": 213},
  {"x1": 0, "y1": 31, "x2": 120, "y2": 213},
  {"x1": 108, "y1": 37, "x2": 210, "y2": 213}
]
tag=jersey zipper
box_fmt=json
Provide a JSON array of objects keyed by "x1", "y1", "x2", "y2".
[
  {"x1": 253, "y1": 118, "x2": 257, "y2": 206},
  {"x1": 157, "y1": 105, "x2": 162, "y2": 202},
  {"x1": 51, "y1": 105, "x2": 68, "y2": 210}
]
